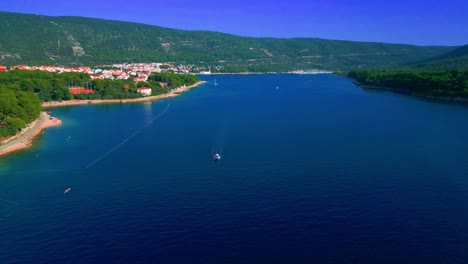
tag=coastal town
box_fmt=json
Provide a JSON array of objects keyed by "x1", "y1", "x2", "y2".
[
  {"x1": 0, "y1": 63, "x2": 331, "y2": 82},
  {"x1": 0, "y1": 62, "x2": 218, "y2": 82}
]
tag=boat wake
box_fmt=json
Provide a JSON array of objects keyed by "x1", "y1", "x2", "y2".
[
  {"x1": 0, "y1": 103, "x2": 172, "y2": 175},
  {"x1": 0, "y1": 103, "x2": 172, "y2": 219},
  {"x1": 0, "y1": 198, "x2": 18, "y2": 222},
  {"x1": 86, "y1": 102, "x2": 171, "y2": 169}
]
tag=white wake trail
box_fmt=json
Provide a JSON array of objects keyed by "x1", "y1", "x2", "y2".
[{"x1": 86, "y1": 103, "x2": 171, "y2": 169}]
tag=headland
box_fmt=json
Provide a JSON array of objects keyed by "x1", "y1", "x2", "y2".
[{"x1": 0, "y1": 112, "x2": 62, "y2": 157}]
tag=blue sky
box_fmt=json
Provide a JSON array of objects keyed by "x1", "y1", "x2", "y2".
[{"x1": 1, "y1": 0, "x2": 467, "y2": 46}]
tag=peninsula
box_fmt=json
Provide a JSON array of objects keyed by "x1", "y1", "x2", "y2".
[{"x1": 0, "y1": 112, "x2": 61, "y2": 157}]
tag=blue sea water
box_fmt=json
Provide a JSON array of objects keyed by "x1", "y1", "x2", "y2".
[{"x1": 1, "y1": 74, "x2": 468, "y2": 263}]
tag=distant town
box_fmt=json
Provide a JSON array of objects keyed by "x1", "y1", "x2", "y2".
[
  {"x1": 0, "y1": 63, "x2": 216, "y2": 82},
  {"x1": 0, "y1": 63, "x2": 332, "y2": 82}
]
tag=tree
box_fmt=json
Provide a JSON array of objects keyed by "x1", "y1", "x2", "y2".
[{"x1": 0, "y1": 86, "x2": 41, "y2": 137}]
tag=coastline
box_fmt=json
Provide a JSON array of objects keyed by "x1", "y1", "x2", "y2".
[
  {"x1": 0, "y1": 112, "x2": 62, "y2": 157},
  {"x1": 351, "y1": 79, "x2": 468, "y2": 105},
  {"x1": 203, "y1": 71, "x2": 334, "y2": 75},
  {"x1": 42, "y1": 81, "x2": 206, "y2": 108},
  {"x1": 0, "y1": 81, "x2": 204, "y2": 157}
]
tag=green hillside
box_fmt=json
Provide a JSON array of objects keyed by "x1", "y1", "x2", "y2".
[
  {"x1": 408, "y1": 45, "x2": 468, "y2": 71},
  {"x1": 431, "y1": 44, "x2": 468, "y2": 61},
  {"x1": 0, "y1": 11, "x2": 457, "y2": 71}
]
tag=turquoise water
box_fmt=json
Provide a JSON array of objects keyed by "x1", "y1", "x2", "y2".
[{"x1": 1, "y1": 74, "x2": 468, "y2": 263}]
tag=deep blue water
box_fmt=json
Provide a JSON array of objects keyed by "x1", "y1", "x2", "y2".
[{"x1": 1, "y1": 74, "x2": 468, "y2": 263}]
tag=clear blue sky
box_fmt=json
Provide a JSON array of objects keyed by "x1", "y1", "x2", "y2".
[{"x1": 1, "y1": 0, "x2": 467, "y2": 46}]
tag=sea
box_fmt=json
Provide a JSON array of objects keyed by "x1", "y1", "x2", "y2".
[{"x1": 1, "y1": 74, "x2": 468, "y2": 263}]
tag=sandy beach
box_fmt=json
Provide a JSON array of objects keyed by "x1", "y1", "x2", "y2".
[
  {"x1": 0, "y1": 112, "x2": 62, "y2": 157},
  {"x1": 42, "y1": 81, "x2": 206, "y2": 108}
]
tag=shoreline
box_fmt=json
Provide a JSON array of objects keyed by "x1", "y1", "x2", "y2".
[
  {"x1": 0, "y1": 112, "x2": 62, "y2": 157},
  {"x1": 351, "y1": 79, "x2": 468, "y2": 105},
  {"x1": 42, "y1": 81, "x2": 206, "y2": 108},
  {"x1": 200, "y1": 72, "x2": 334, "y2": 75},
  {"x1": 0, "y1": 81, "x2": 204, "y2": 157}
]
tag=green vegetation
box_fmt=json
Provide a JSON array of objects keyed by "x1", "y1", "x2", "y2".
[
  {"x1": 148, "y1": 73, "x2": 199, "y2": 88},
  {"x1": 0, "y1": 70, "x2": 138, "y2": 101},
  {"x1": 348, "y1": 69, "x2": 468, "y2": 98},
  {"x1": 0, "y1": 88, "x2": 41, "y2": 138},
  {"x1": 0, "y1": 70, "x2": 78, "y2": 101},
  {"x1": 0, "y1": 11, "x2": 456, "y2": 71},
  {"x1": 0, "y1": 70, "x2": 199, "y2": 102},
  {"x1": 407, "y1": 44, "x2": 468, "y2": 71},
  {"x1": 429, "y1": 44, "x2": 468, "y2": 62}
]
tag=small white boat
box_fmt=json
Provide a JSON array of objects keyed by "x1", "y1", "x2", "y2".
[
  {"x1": 64, "y1": 187, "x2": 71, "y2": 194},
  {"x1": 214, "y1": 153, "x2": 221, "y2": 161}
]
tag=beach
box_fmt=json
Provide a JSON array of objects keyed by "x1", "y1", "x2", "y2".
[
  {"x1": 42, "y1": 81, "x2": 206, "y2": 108},
  {"x1": 0, "y1": 112, "x2": 62, "y2": 157}
]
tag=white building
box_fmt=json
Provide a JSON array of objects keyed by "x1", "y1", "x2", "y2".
[{"x1": 137, "y1": 87, "x2": 152, "y2": 96}]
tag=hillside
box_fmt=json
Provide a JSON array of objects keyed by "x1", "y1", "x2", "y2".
[
  {"x1": 0, "y1": 11, "x2": 457, "y2": 71},
  {"x1": 431, "y1": 44, "x2": 468, "y2": 61},
  {"x1": 409, "y1": 45, "x2": 468, "y2": 70}
]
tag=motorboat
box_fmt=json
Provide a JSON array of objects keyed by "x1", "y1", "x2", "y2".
[{"x1": 214, "y1": 153, "x2": 221, "y2": 161}]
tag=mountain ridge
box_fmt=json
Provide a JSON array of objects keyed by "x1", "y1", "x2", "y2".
[
  {"x1": 406, "y1": 44, "x2": 468, "y2": 70},
  {"x1": 0, "y1": 11, "x2": 458, "y2": 71}
]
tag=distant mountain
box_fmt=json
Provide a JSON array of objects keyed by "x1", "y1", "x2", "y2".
[
  {"x1": 0, "y1": 11, "x2": 457, "y2": 71},
  {"x1": 409, "y1": 44, "x2": 468, "y2": 70},
  {"x1": 432, "y1": 44, "x2": 468, "y2": 61}
]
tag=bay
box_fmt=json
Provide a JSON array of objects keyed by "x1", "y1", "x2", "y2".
[{"x1": 1, "y1": 74, "x2": 468, "y2": 263}]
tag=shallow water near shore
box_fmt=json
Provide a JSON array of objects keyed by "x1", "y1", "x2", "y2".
[{"x1": 1, "y1": 74, "x2": 468, "y2": 263}]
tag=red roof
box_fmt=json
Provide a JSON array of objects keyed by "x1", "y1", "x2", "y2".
[
  {"x1": 137, "y1": 87, "x2": 151, "y2": 90},
  {"x1": 69, "y1": 87, "x2": 95, "y2": 94}
]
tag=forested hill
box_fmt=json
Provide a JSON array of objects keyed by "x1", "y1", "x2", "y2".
[
  {"x1": 431, "y1": 44, "x2": 468, "y2": 61},
  {"x1": 0, "y1": 11, "x2": 456, "y2": 71},
  {"x1": 409, "y1": 44, "x2": 468, "y2": 71}
]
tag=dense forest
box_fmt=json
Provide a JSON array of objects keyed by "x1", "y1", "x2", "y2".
[
  {"x1": 348, "y1": 69, "x2": 468, "y2": 98},
  {"x1": 0, "y1": 11, "x2": 455, "y2": 71},
  {"x1": 148, "y1": 72, "x2": 199, "y2": 88},
  {"x1": 0, "y1": 88, "x2": 41, "y2": 138},
  {"x1": 0, "y1": 70, "x2": 199, "y2": 137}
]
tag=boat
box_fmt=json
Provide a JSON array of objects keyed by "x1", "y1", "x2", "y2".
[
  {"x1": 214, "y1": 153, "x2": 221, "y2": 161},
  {"x1": 64, "y1": 187, "x2": 71, "y2": 194}
]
